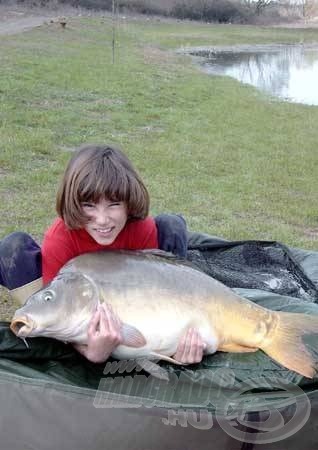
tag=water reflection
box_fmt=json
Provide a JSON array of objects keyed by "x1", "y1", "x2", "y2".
[{"x1": 192, "y1": 45, "x2": 318, "y2": 105}]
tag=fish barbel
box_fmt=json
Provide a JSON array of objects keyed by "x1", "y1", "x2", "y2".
[{"x1": 10, "y1": 250, "x2": 318, "y2": 378}]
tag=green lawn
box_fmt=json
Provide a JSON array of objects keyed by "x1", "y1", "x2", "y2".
[{"x1": 1, "y1": 15, "x2": 318, "y2": 252}]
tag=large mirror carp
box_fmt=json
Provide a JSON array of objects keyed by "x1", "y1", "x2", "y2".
[{"x1": 10, "y1": 250, "x2": 318, "y2": 378}]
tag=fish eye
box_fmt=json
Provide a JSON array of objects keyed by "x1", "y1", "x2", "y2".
[{"x1": 43, "y1": 290, "x2": 55, "y2": 302}]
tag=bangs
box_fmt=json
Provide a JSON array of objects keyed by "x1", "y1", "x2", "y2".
[{"x1": 77, "y1": 164, "x2": 131, "y2": 204}]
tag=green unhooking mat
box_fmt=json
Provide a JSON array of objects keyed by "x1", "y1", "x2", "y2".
[{"x1": 1, "y1": 232, "x2": 318, "y2": 450}]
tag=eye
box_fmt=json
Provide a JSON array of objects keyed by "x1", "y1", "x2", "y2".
[
  {"x1": 109, "y1": 201, "x2": 121, "y2": 207},
  {"x1": 81, "y1": 202, "x2": 95, "y2": 208},
  {"x1": 43, "y1": 290, "x2": 55, "y2": 302}
]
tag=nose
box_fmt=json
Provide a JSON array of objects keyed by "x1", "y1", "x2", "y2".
[{"x1": 94, "y1": 205, "x2": 111, "y2": 225}]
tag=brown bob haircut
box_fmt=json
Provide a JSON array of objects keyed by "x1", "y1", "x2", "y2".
[{"x1": 56, "y1": 144, "x2": 150, "y2": 229}]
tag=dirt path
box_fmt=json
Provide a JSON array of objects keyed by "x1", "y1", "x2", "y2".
[
  {"x1": 0, "y1": 5, "x2": 70, "y2": 36},
  {"x1": 0, "y1": 16, "x2": 53, "y2": 35}
]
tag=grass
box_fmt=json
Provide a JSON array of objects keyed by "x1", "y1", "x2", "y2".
[{"x1": 1, "y1": 14, "x2": 318, "y2": 271}]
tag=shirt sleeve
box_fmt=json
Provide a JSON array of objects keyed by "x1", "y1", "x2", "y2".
[
  {"x1": 128, "y1": 217, "x2": 158, "y2": 249},
  {"x1": 41, "y1": 222, "x2": 77, "y2": 284}
]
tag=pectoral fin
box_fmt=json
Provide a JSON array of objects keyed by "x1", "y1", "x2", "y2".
[
  {"x1": 121, "y1": 324, "x2": 147, "y2": 348},
  {"x1": 150, "y1": 352, "x2": 184, "y2": 365},
  {"x1": 218, "y1": 343, "x2": 258, "y2": 353}
]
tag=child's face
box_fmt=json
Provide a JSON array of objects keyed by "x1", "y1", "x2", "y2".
[{"x1": 81, "y1": 197, "x2": 128, "y2": 245}]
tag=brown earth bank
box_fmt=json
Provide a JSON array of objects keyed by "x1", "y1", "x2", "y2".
[{"x1": 0, "y1": 3, "x2": 113, "y2": 35}]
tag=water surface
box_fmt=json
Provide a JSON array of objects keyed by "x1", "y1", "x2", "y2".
[{"x1": 191, "y1": 44, "x2": 318, "y2": 105}]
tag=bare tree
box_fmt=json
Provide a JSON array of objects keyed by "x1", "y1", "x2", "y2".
[
  {"x1": 112, "y1": 0, "x2": 117, "y2": 64},
  {"x1": 300, "y1": 0, "x2": 318, "y2": 19},
  {"x1": 255, "y1": 0, "x2": 273, "y2": 15}
]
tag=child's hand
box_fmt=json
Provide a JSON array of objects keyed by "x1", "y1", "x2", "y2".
[
  {"x1": 173, "y1": 328, "x2": 206, "y2": 364},
  {"x1": 75, "y1": 304, "x2": 122, "y2": 363}
]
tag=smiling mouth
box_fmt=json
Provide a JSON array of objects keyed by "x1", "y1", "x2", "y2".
[
  {"x1": 95, "y1": 227, "x2": 114, "y2": 234},
  {"x1": 10, "y1": 317, "x2": 35, "y2": 337}
]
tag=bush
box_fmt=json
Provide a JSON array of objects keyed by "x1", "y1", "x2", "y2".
[
  {"x1": 171, "y1": 0, "x2": 251, "y2": 23},
  {"x1": 117, "y1": 0, "x2": 170, "y2": 16},
  {"x1": 63, "y1": 0, "x2": 113, "y2": 10}
]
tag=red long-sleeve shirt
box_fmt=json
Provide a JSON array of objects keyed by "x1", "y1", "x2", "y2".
[{"x1": 41, "y1": 216, "x2": 158, "y2": 284}]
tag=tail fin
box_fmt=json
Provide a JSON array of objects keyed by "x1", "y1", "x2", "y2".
[{"x1": 260, "y1": 312, "x2": 318, "y2": 378}]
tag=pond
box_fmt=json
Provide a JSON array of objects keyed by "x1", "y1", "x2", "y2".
[{"x1": 190, "y1": 44, "x2": 318, "y2": 106}]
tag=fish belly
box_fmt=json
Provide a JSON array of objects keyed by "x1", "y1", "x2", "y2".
[{"x1": 110, "y1": 309, "x2": 219, "y2": 361}]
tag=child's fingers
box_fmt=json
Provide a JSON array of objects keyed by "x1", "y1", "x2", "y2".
[
  {"x1": 98, "y1": 304, "x2": 112, "y2": 334},
  {"x1": 101, "y1": 303, "x2": 122, "y2": 330},
  {"x1": 192, "y1": 329, "x2": 205, "y2": 361},
  {"x1": 87, "y1": 308, "x2": 101, "y2": 335},
  {"x1": 174, "y1": 328, "x2": 191, "y2": 361}
]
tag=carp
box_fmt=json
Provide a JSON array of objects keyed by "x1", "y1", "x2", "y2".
[{"x1": 10, "y1": 250, "x2": 318, "y2": 378}]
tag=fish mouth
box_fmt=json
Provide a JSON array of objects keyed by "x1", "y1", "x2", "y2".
[{"x1": 10, "y1": 317, "x2": 35, "y2": 337}]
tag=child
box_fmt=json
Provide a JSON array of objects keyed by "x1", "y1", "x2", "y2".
[{"x1": 0, "y1": 144, "x2": 205, "y2": 364}]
